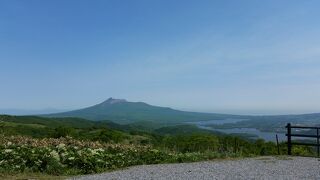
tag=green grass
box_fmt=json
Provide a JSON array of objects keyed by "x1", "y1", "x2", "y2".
[
  {"x1": 2, "y1": 121, "x2": 46, "y2": 128},
  {"x1": 256, "y1": 157, "x2": 273, "y2": 161},
  {"x1": 0, "y1": 172, "x2": 68, "y2": 180},
  {"x1": 274, "y1": 156, "x2": 293, "y2": 160}
]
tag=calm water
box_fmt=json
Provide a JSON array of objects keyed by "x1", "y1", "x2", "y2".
[
  {"x1": 191, "y1": 119, "x2": 246, "y2": 125},
  {"x1": 188, "y1": 119, "x2": 286, "y2": 142}
]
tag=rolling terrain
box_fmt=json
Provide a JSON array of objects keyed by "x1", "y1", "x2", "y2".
[{"x1": 0, "y1": 113, "x2": 316, "y2": 177}]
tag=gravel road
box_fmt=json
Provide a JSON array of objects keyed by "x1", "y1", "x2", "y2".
[{"x1": 72, "y1": 156, "x2": 320, "y2": 180}]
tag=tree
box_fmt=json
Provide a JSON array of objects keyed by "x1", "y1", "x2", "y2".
[{"x1": 52, "y1": 126, "x2": 75, "y2": 138}]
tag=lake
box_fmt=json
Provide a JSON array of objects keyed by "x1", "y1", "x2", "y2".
[{"x1": 187, "y1": 119, "x2": 287, "y2": 142}]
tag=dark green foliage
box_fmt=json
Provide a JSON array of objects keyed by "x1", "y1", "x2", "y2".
[
  {"x1": 52, "y1": 126, "x2": 75, "y2": 138},
  {"x1": 157, "y1": 134, "x2": 294, "y2": 156},
  {"x1": 0, "y1": 115, "x2": 135, "y2": 143},
  {"x1": 96, "y1": 129, "x2": 127, "y2": 143},
  {"x1": 160, "y1": 134, "x2": 219, "y2": 153}
]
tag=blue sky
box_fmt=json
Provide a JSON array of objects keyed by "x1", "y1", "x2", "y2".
[{"x1": 1, "y1": 0, "x2": 320, "y2": 115}]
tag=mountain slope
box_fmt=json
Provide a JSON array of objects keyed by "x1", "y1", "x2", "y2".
[{"x1": 43, "y1": 98, "x2": 240, "y2": 124}]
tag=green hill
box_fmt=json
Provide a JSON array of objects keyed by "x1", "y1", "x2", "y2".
[
  {"x1": 0, "y1": 115, "x2": 224, "y2": 144},
  {"x1": 0, "y1": 115, "x2": 149, "y2": 142}
]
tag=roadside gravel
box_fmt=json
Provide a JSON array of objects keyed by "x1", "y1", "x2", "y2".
[{"x1": 71, "y1": 156, "x2": 320, "y2": 180}]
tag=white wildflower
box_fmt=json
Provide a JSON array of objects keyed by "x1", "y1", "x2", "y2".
[
  {"x1": 96, "y1": 148, "x2": 104, "y2": 152},
  {"x1": 4, "y1": 149, "x2": 12, "y2": 153},
  {"x1": 50, "y1": 150, "x2": 60, "y2": 161},
  {"x1": 57, "y1": 143, "x2": 66, "y2": 149},
  {"x1": 61, "y1": 152, "x2": 68, "y2": 157}
]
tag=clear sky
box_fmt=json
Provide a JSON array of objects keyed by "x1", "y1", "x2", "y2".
[{"x1": 1, "y1": 0, "x2": 320, "y2": 115}]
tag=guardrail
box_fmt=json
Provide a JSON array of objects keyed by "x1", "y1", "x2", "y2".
[{"x1": 286, "y1": 123, "x2": 320, "y2": 157}]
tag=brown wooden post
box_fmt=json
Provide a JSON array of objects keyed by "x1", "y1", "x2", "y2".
[
  {"x1": 317, "y1": 128, "x2": 319, "y2": 157},
  {"x1": 276, "y1": 134, "x2": 280, "y2": 155},
  {"x1": 287, "y1": 123, "x2": 292, "y2": 155},
  {"x1": 234, "y1": 138, "x2": 237, "y2": 154}
]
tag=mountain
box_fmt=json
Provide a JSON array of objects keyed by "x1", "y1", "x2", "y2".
[
  {"x1": 41, "y1": 98, "x2": 320, "y2": 127},
  {"x1": 43, "y1": 98, "x2": 240, "y2": 124}
]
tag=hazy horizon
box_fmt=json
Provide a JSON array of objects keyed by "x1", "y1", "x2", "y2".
[
  {"x1": 1, "y1": 1, "x2": 320, "y2": 115},
  {"x1": 1, "y1": 97, "x2": 320, "y2": 116}
]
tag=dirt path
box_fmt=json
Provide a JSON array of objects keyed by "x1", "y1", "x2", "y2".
[{"x1": 71, "y1": 156, "x2": 320, "y2": 180}]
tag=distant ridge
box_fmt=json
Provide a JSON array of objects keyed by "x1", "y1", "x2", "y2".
[
  {"x1": 42, "y1": 98, "x2": 320, "y2": 125},
  {"x1": 0, "y1": 108, "x2": 67, "y2": 116},
  {"x1": 42, "y1": 98, "x2": 239, "y2": 124}
]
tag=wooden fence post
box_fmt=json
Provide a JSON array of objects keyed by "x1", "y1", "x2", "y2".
[
  {"x1": 276, "y1": 134, "x2": 280, "y2": 155},
  {"x1": 234, "y1": 138, "x2": 237, "y2": 154},
  {"x1": 287, "y1": 123, "x2": 292, "y2": 155},
  {"x1": 317, "y1": 128, "x2": 319, "y2": 157}
]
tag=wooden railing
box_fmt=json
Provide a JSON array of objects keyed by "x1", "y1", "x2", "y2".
[{"x1": 286, "y1": 123, "x2": 320, "y2": 157}]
